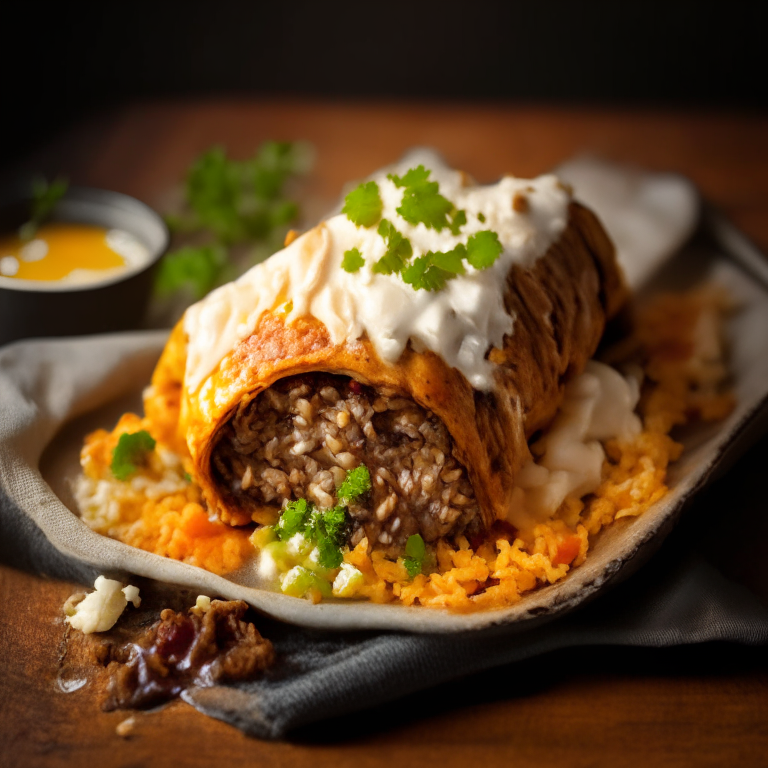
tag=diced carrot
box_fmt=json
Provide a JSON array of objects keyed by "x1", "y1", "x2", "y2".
[{"x1": 552, "y1": 535, "x2": 581, "y2": 566}]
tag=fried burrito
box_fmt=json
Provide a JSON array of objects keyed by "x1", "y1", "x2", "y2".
[{"x1": 146, "y1": 161, "x2": 626, "y2": 562}]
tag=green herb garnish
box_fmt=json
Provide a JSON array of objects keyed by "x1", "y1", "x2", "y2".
[
  {"x1": 477, "y1": 212, "x2": 486, "y2": 223},
  {"x1": 154, "y1": 244, "x2": 228, "y2": 300},
  {"x1": 449, "y1": 209, "x2": 467, "y2": 236},
  {"x1": 337, "y1": 465, "x2": 372, "y2": 504},
  {"x1": 465, "y1": 230, "x2": 503, "y2": 269},
  {"x1": 155, "y1": 142, "x2": 310, "y2": 307},
  {"x1": 19, "y1": 177, "x2": 68, "y2": 241},
  {"x1": 402, "y1": 245, "x2": 467, "y2": 292},
  {"x1": 342, "y1": 181, "x2": 382, "y2": 228},
  {"x1": 372, "y1": 219, "x2": 413, "y2": 275},
  {"x1": 403, "y1": 534, "x2": 426, "y2": 578},
  {"x1": 341, "y1": 247, "x2": 365, "y2": 273},
  {"x1": 111, "y1": 431, "x2": 156, "y2": 481},
  {"x1": 308, "y1": 506, "x2": 348, "y2": 569},
  {"x1": 275, "y1": 498, "x2": 314, "y2": 541},
  {"x1": 388, "y1": 165, "x2": 454, "y2": 232}
]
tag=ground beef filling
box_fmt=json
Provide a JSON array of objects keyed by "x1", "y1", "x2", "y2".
[
  {"x1": 100, "y1": 599, "x2": 274, "y2": 710},
  {"x1": 211, "y1": 373, "x2": 482, "y2": 552}
]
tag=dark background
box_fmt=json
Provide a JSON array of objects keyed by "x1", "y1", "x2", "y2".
[{"x1": 2, "y1": 0, "x2": 766, "y2": 168}]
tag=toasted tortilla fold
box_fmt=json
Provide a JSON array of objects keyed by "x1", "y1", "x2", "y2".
[{"x1": 147, "y1": 202, "x2": 626, "y2": 532}]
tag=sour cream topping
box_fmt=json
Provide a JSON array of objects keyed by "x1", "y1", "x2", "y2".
[
  {"x1": 184, "y1": 158, "x2": 571, "y2": 393},
  {"x1": 505, "y1": 361, "x2": 642, "y2": 534}
]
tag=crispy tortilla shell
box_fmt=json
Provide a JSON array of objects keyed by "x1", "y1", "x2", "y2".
[{"x1": 148, "y1": 202, "x2": 626, "y2": 532}]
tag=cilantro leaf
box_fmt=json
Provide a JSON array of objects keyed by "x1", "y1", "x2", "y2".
[
  {"x1": 465, "y1": 230, "x2": 503, "y2": 270},
  {"x1": 341, "y1": 248, "x2": 365, "y2": 273},
  {"x1": 373, "y1": 219, "x2": 413, "y2": 275},
  {"x1": 403, "y1": 534, "x2": 426, "y2": 578},
  {"x1": 342, "y1": 181, "x2": 382, "y2": 228},
  {"x1": 449, "y1": 209, "x2": 467, "y2": 236},
  {"x1": 337, "y1": 465, "x2": 371, "y2": 504},
  {"x1": 111, "y1": 431, "x2": 156, "y2": 481},
  {"x1": 390, "y1": 165, "x2": 453, "y2": 231},
  {"x1": 401, "y1": 245, "x2": 466, "y2": 292},
  {"x1": 477, "y1": 212, "x2": 486, "y2": 223},
  {"x1": 388, "y1": 166, "x2": 431, "y2": 188},
  {"x1": 276, "y1": 498, "x2": 314, "y2": 541},
  {"x1": 154, "y1": 244, "x2": 228, "y2": 300}
]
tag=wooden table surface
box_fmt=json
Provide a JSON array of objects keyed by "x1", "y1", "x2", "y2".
[{"x1": 2, "y1": 101, "x2": 768, "y2": 767}]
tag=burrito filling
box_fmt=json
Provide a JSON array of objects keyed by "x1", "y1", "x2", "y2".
[{"x1": 211, "y1": 373, "x2": 481, "y2": 553}]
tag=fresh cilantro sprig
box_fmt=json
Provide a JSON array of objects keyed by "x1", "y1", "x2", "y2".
[
  {"x1": 402, "y1": 245, "x2": 466, "y2": 292},
  {"x1": 155, "y1": 142, "x2": 311, "y2": 308},
  {"x1": 388, "y1": 165, "x2": 465, "y2": 234},
  {"x1": 372, "y1": 219, "x2": 413, "y2": 275},
  {"x1": 403, "y1": 534, "x2": 426, "y2": 578},
  {"x1": 19, "y1": 177, "x2": 69, "y2": 241},
  {"x1": 342, "y1": 181, "x2": 382, "y2": 228},
  {"x1": 111, "y1": 431, "x2": 156, "y2": 481}
]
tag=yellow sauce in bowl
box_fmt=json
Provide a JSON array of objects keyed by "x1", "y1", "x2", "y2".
[{"x1": 0, "y1": 223, "x2": 149, "y2": 284}]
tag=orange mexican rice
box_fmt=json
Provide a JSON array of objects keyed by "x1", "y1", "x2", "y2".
[{"x1": 74, "y1": 288, "x2": 733, "y2": 611}]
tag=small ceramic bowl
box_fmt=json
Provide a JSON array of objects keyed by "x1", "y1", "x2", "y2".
[{"x1": 0, "y1": 186, "x2": 169, "y2": 346}]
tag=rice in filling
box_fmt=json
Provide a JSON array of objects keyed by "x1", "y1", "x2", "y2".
[{"x1": 210, "y1": 374, "x2": 482, "y2": 552}]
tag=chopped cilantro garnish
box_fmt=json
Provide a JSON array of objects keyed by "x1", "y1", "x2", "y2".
[
  {"x1": 111, "y1": 431, "x2": 156, "y2": 481},
  {"x1": 342, "y1": 181, "x2": 382, "y2": 228},
  {"x1": 372, "y1": 219, "x2": 413, "y2": 275},
  {"x1": 337, "y1": 465, "x2": 372, "y2": 504},
  {"x1": 389, "y1": 165, "x2": 453, "y2": 231},
  {"x1": 403, "y1": 534, "x2": 426, "y2": 578},
  {"x1": 341, "y1": 247, "x2": 365, "y2": 273},
  {"x1": 449, "y1": 209, "x2": 467, "y2": 236},
  {"x1": 276, "y1": 498, "x2": 314, "y2": 541},
  {"x1": 308, "y1": 506, "x2": 348, "y2": 568},
  {"x1": 477, "y1": 212, "x2": 486, "y2": 223},
  {"x1": 402, "y1": 245, "x2": 467, "y2": 292},
  {"x1": 275, "y1": 500, "x2": 348, "y2": 569},
  {"x1": 388, "y1": 165, "x2": 431, "y2": 189},
  {"x1": 465, "y1": 230, "x2": 503, "y2": 270}
]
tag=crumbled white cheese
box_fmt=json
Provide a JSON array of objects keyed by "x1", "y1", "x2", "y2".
[
  {"x1": 65, "y1": 576, "x2": 141, "y2": 634},
  {"x1": 332, "y1": 563, "x2": 365, "y2": 598}
]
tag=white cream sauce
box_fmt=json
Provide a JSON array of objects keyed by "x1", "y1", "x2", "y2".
[
  {"x1": 183, "y1": 158, "x2": 571, "y2": 393},
  {"x1": 505, "y1": 361, "x2": 642, "y2": 534}
]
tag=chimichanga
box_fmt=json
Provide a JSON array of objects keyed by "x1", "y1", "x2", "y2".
[{"x1": 146, "y1": 162, "x2": 626, "y2": 557}]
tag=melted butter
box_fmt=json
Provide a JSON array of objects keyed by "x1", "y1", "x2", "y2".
[
  {"x1": 0, "y1": 223, "x2": 148, "y2": 283},
  {"x1": 184, "y1": 155, "x2": 571, "y2": 393}
]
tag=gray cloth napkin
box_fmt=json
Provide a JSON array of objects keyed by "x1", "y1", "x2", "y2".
[
  {"x1": 184, "y1": 458, "x2": 768, "y2": 738},
  {"x1": 1, "y1": 332, "x2": 767, "y2": 739}
]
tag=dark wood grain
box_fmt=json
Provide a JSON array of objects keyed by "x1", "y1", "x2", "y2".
[{"x1": 2, "y1": 101, "x2": 768, "y2": 767}]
